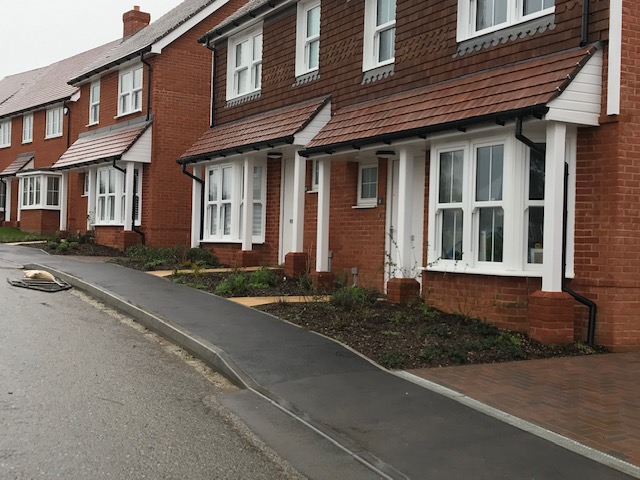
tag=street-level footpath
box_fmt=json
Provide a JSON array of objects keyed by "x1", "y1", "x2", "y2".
[{"x1": 2, "y1": 244, "x2": 638, "y2": 480}]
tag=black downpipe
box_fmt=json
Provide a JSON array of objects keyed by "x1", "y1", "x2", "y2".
[
  {"x1": 63, "y1": 101, "x2": 72, "y2": 148},
  {"x1": 181, "y1": 162, "x2": 205, "y2": 243},
  {"x1": 113, "y1": 160, "x2": 145, "y2": 245},
  {"x1": 580, "y1": 0, "x2": 590, "y2": 46},
  {"x1": 515, "y1": 117, "x2": 597, "y2": 346},
  {"x1": 561, "y1": 163, "x2": 597, "y2": 346},
  {"x1": 141, "y1": 52, "x2": 152, "y2": 122}
]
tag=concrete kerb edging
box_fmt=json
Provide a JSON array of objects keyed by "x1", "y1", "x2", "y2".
[
  {"x1": 395, "y1": 371, "x2": 640, "y2": 480},
  {"x1": 33, "y1": 264, "x2": 409, "y2": 480}
]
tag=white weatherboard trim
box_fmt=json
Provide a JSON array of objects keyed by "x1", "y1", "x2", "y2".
[
  {"x1": 293, "y1": 101, "x2": 331, "y2": 145},
  {"x1": 607, "y1": 0, "x2": 622, "y2": 115},
  {"x1": 151, "y1": 0, "x2": 231, "y2": 54},
  {"x1": 122, "y1": 127, "x2": 152, "y2": 163}
]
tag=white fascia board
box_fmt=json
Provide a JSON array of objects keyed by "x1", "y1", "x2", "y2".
[
  {"x1": 151, "y1": 0, "x2": 231, "y2": 54},
  {"x1": 70, "y1": 90, "x2": 81, "y2": 102},
  {"x1": 122, "y1": 127, "x2": 153, "y2": 163},
  {"x1": 293, "y1": 101, "x2": 331, "y2": 146},
  {"x1": 607, "y1": 0, "x2": 622, "y2": 115}
]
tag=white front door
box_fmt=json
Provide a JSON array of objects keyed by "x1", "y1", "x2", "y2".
[{"x1": 279, "y1": 157, "x2": 295, "y2": 264}]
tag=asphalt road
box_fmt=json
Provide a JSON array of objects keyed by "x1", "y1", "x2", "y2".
[{"x1": 0, "y1": 259, "x2": 303, "y2": 480}]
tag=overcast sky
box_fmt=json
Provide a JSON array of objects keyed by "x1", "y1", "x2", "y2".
[{"x1": 0, "y1": 1, "x2": 183, "y2": 80}]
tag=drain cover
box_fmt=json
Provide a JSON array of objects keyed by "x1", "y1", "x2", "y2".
[{"x1": 7, "y1": 277, "x2": 72, "y2": 293}]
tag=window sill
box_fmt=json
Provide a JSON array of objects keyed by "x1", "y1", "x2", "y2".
[
  {"x1": 21, "y1": 205, "x2": 61, "y2": 211},
  {"x1": 306, "y1": 189, "x2": 318, "y2": 194},
  {"x1": 293, "y1": 70, "x2": 319, "y2": 87},
  {"x1": 114, "y1": 110, "x2": 142, "y2": 120},
  {"x1": 361, "y1": 63, "x2": 394, "y2": 85},
  {"x1": 22, "y1": 140, "x2": 32, "y2": 145},
  {"x1": 45, "y1": 134, "x2": 63, "y2": 140},
  {"x1": 425, "y1": 263, "x2": 542, "y2": 278},
  {"x1": 352, "y1": 204, "x2": 376, "y2": 209},
  {"x1": 86, "y1": 122, "x2": 99, "y2": 128},
  {"x1": 225, "y1": 91, "x2": 261, "y2": 108},
  {"x1": 0, "y1": 145, "x2": 11, "y2": 149},
  {"x1": 200, "y1": 238, "x2": 265, "y2": 245}
]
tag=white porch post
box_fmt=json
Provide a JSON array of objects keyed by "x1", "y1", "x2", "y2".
[
  {"x1": 292, "y1": 151, "x2": 306, "y2": 252},
  {"x1": 17, "y1": 178, "x2": 22, "y2": 222},
  {"x1": 59, "y1": 172, "x2": 68, "y2": 231},
  {"x1": 87, "y1": 169, "x2": 96, "y2": 230},
  {"x1": 5, "y1": 180, "x2": 11, "y2": 222},
  {"x1": 191, "y1": 165, "x2": 202, "y2": 248},
  {"x1": 316, "y1": 157, "x2": 331, "y2": 271},
  {"x1": 242, "y1": 156, "x2": 254, "y2": 251},
  {"x1": 542, "y1": 122, "x2": 567, "y2": 292},
  {"x1": 123, "y1": 163, "x2": 135, "y2": 231},
  {"x1": 396, "y1": 147, "x2": 415, "y2": 277}
]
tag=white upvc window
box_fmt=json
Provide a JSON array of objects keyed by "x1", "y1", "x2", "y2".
[
  {"x1": 428, "y1": 133, "x2": 547, "y2": 275},
  {"x1": 0, "y1": 181, "x2": 6, "y2": 211},
  {"x1": 296, "y1": 0, "x2": 321, "y2": 77},
  {"x1": 311, "y1": 159, "x2": 320, "y2": 191},
  {"x1": 96, "y1": 168, "x2": 118, "y2": 224},
  {"x1": 120, "y1": 167, "x2": 142, "y2": 225},
  {"x1": 457, "y1": 0, "x2": 554, "y2": 41},
  {"x1": 357, "y1": 161, "x2": 378, "y2": 206},
  {"x1": 363, "y1": 0, "x2": 396, "y2": 71},
  {"x1": 0, "y1": 119, "x2": 11, "y2": 147},
  {"x1": 83, "y1": 172, "x2": 90, "y2": 196},
  {"x1": 89, "y1": 81, "x2": 101, "y2": 125},
  {"x1": 118, "y1": 65, "x2": 143, "y2": 116},
  {"x1": 19, "y1": 174, "x2": 61, "y2": 209},
  {"x1": 45, "y1": 107, "x2": 63, "y2": 138},
  {"x1": 227, "y1": 25, "x2": 263, "y2": 100},
  {"x1": 204, "y1": 159, "x2": 266, "y2": 242},
  {"x1": 22, "y1": 113, "x2": 33, "y2": 143}
]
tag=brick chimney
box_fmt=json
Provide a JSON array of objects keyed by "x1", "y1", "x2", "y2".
[{"x1": 123, "y1": 6, "x2": 150, "y2": 38}]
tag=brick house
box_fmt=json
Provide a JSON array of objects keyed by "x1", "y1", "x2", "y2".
[
  {"x1": 180, "y1": 0, "x2": 639, "y2": 350},
  {"x1": 47, "y1": 0, "x2": 247, "y2": 250},
  {"x1": 0, "y1": 43, "x2": 117, "y2": 234}
]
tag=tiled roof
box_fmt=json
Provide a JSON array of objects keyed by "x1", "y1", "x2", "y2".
[
  {"x1": 0, "y1": 153, "x2": 34, "y2": 177},
  {"x1": 0, "y1": 69, "x2": 46, "y2": 106},
  {"x1": 180, "y1": 96, "x2": 330, "y2": 163},
  {"x1": 0, "y1": 41, "x2": 119, "y2": 119},
  {"x1": 71, "y1": 0, "x2": 222, "y2": 83},
  {"x1": 200, "y1": 0, "x2": 269, "y2": 42},
  {"x1": 53, "y1": 122, "x2": 152, "y2": 170},
  {"x1": 304, "y1": 46, "x2": 596, "y2": 154}
]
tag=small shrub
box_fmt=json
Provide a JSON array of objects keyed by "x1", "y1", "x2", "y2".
[
  {"x1": 186, "y1": 247, "x2": 218, "y2": 267},
  {"x1": 215, "y1": 273, "x2": 248, "y2": 296},
  {"x1": 68, "y1": 241, "x2": 80, "y2": 250},
  {"x1": 330, "y1": 286, "x2": 377, "y2": 311},
  {"x1": 57, "y1": 242, "x2": 69, "y2": 252},
  {"x1": 47, "y1": 241, "x2": 59, "y2": 250},
  {"x1": 249, "y1": 268, "x2": 277, "y2": 289},
  {"x1": 378, "y1": 351, "x2": 407, "y2": 369},
  {"x1": 298, "y1": 275, "x2": 313, "y2": 292}
]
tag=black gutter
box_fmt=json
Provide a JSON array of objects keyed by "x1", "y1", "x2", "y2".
[
  {"x1": 178, "y1": 135, "x2": 295, "y2": 165},
  {"x1": 514, "y1": 117, "x2": 597, "y2": 347},
  {"x1": 300, "y1": 105, "x2": 549, "y2": 157},
  {"x1": 181, "y1": 162, "x2": 205, "y2": 243},
  {"x1": 580, "y1": 0, "x2": 590, "y2": 47},
  {"x1": 140, "y1": 52, "x2": 152, "y2": 122},
  {"x1": 0, "y1": 97, "x2": 72, "y2": 123},
  {"x1": 69, "y1": 46, "x2": 153, "y2": 86},
  {"x1": 561, "y1": 163, "x2": 597, "y2": 346}
]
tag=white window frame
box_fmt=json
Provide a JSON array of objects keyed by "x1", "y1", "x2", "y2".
[
  {"x1": 95, "y1": 167, "x2": 119, "y2": 225},
  {"x1": 362, "y1": 0, "x2": 396, "y2": 72},
  {"x1": 0, "y1": 180, "x2": 6, "y2": 211},
  {"x1": 310, "y1": 159, "x2": 320, "y2": 192},
  {"x1": 226, "y1": 24, "x2": 263, "y2": 100},
  {"x1": 203, "y1": 159, "x2": 267, "y2": 243},
  {"x1": 120, "y1": 166, "x2": 142, "y2": 226},
  {"x1": 83, "y1": 172, "x2": 90, "y2": 196},
  {"x1": 118, "y1": 65, "x2": 143, "y2": 116},
  {"x1": 428, "y1": 130, "x2": 553, "y2": 276},
  {"x1": 0, "y1": 119, "x2": 11, "y2": 148},
  {"x1": 19, "y1": 174, "x2": 62, "y2": 210},
  {"x1": 22, "y1": 113, "x2": 33, "y2": 143},
  {"x1": 295, "y1": 0, "x2": 321, "y2": 77},
  {"x1": 457, "y1": 0, "x2": 555, "y2": 41},
  {"x1": 45, "y1": 106, "x2": 63, "y2": 139},
  {"x1": 89, "y1": 81, "x2": 101, "y2": 125},
  {"x1": 357, "y1": 161, "x2": 378, "y2": 207}
]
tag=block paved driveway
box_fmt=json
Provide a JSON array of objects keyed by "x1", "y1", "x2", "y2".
[{"x1": 409, "y1": 352, "x2": 640, "y2": 468}]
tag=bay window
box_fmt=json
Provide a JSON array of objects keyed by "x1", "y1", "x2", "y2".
[
  {"x1": 0, "y1": 181, "x2": 6, "y2": 211},
  {"x1": 97, "y1": 168, "x2": 117, "y2": 223},
  {"x1": 204, "y1": 159, "x2": 266, "y2": 242},
  {"x1": 20, "y1": 174, "x2": 61, "y2": 209},
  {"x1": 428, "y1": 134, "x2": 547, "y2": 274}
]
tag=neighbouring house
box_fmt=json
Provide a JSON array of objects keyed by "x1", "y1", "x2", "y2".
[
  {"x1": 180, "y1": 0, "x2": 639, "y2": 351},
  {"x1": 0, "y1": 44, "x2": 118, "y2": 234},
  {"x1": 48, "y1": 0, "x2": 248, "y2": 250}
]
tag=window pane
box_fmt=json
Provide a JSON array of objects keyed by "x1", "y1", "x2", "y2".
[
  {"x1": 208, "y1": 169, "x2": 219, "y2": 201},
  {"x1": 99, "y1": 171, "x2": 106, "y2": 194},
  {"x1": 35, "y1": 178, "x2": 41, "y2": 205},
  {"x1": 209, "y1": 205, "x2": 218, "y2": 236},
  {"x1": 98, "y1": 198, "x2": 105, "y2": 221},
  {"x1": 378, "y1": 27, "x2": 395, "y2": 62},
  {"x1": 476, "y1": 0, "x2": 507, "y2": 30},
  {"x1": 252, "y1": 204, "x2": 263, "y2": 236},
  {"x1": 528, "y1": 206, "x2": 544, "y2": 264},
  {"x1": 252, "y1": 63, "x2": 262, "y2": 90},
  {"x1": 253, "y1": 166, "x2": 262, "y2": 199},
  {"x1": 133, "y1": 91, "x2": 142, "y2": 110},
  {"x1": 235, "y1": 68, "x2": 247, "y2": 94},
  {"x1": 377, "y1": 0, "x2": 396, "y2": 25},
  {"x1": 478, "y1": 207, "x2": 503, "y2": 262},
  {"x1": 476, "y1": 145, "x2": 503, "y2": 201},
  {"x1": 109, "y1": 170, "x2": 116, "y2": 193},
  {"x1": 529, "y1": 147, "x2": 545, "y2": 200},
  {"x1": 307, "y1": 6, "x2": 320, "y2": 37},
  {"x1": 361, "y1": 166, "x2": 377, "y2": 199},
  {"x1": 223, "y1": 204, "x2": 232, "y2": 236},
  {"x1": 121, "y1": 72, "x2": 132, "y2": 93},
  {"x1": 439, "y1": 150, "x2": 464, "y2": 203},
  {"x1": 222, "y1": 167, "x2": 232, "y2": 200},
  {"x1": 108, "y1": 196, "x2": 115, "y2": 221},
  {"x1": 235, "y1": 42, "x2": 245, "y2": 68},
  {"x1": 307, "y1": 39, "x2": 319, "y2": 69},
  {"x1": 253, "y1": 34, "x2": 262, "y2": 61},
  {"x1": 441, "y1": 208, "x2": 463, "y2": 260},
  {"x1": 133, "y1": 68, "x2": 143, "y2": 89},
  {"x1": 524, "y1": 0, "x2": 553, "y2": 15}
]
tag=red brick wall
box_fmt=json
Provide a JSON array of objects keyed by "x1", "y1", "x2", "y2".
[{"x1": 20, "y1": 209, "x2": 60, "y2": 235}]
